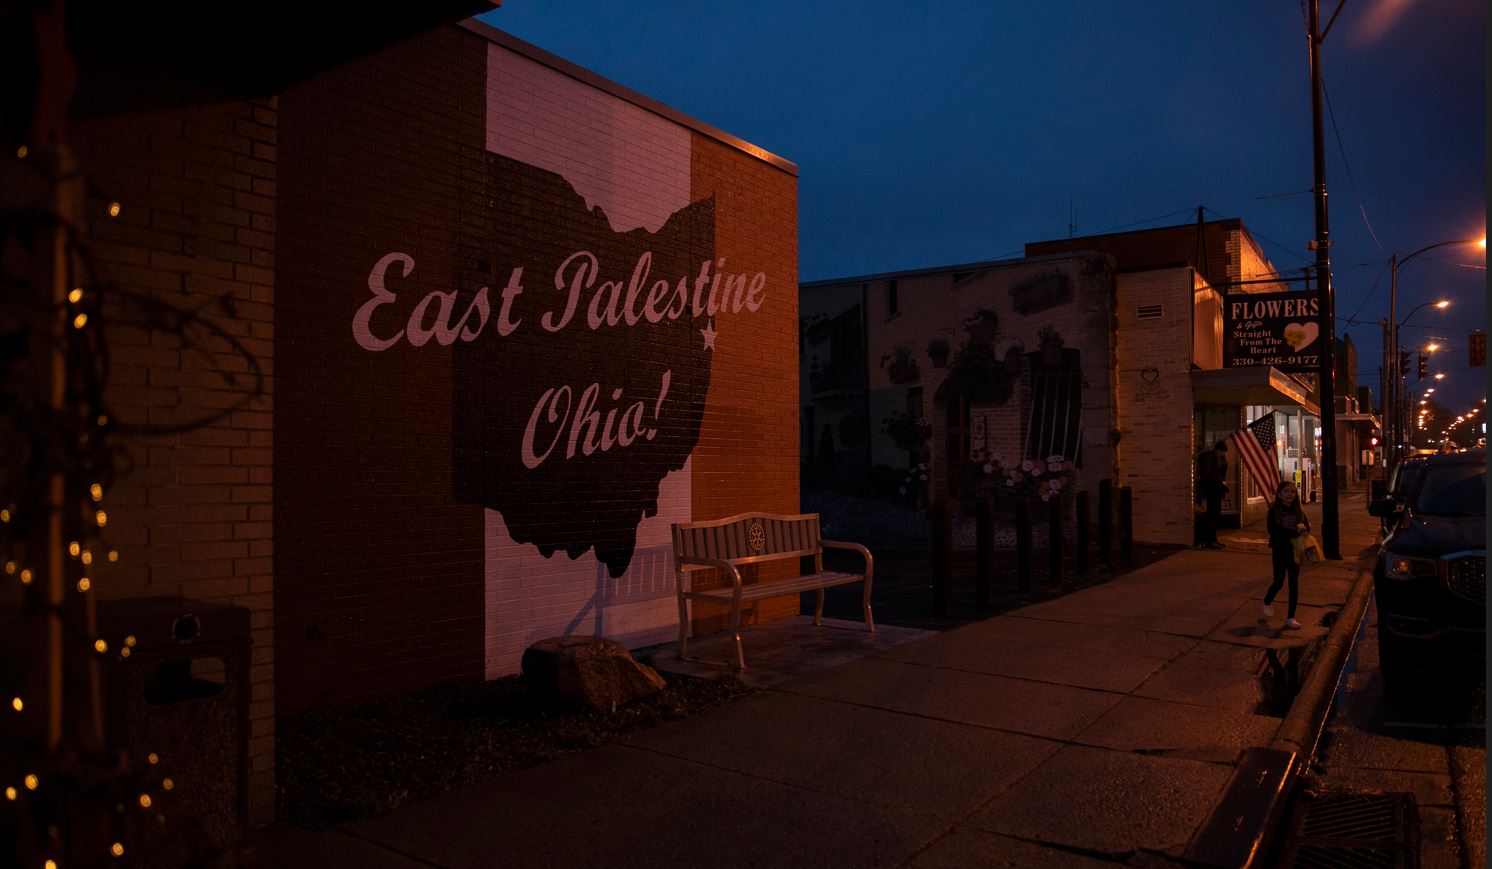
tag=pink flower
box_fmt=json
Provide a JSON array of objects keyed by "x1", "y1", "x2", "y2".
[
  {"x1": 1047, "y1": 459, "x2": 1064, "y2": 472},
  {"x1": 1009, "y1": 471, "x2": 1024, "y2": 483},
  {"x1": 1021, "y1": 460, "x2": 1034, "y2": 472},
  {"x1": 1005, "y1": 479, "x2": 1015, "y2": 487},
  {"x1": 1031, "y1": 459, "x2": 1046, "y2": 475},
  {"x1": 982, "y1": 463, "x2": 994, "y2": 474},
  {"x1": 1050, "y1": 477, "x2": 1065, "y2": 490},
  {"x1": 1046, "y1": 455, "x2": 1065, "y2": 465}
]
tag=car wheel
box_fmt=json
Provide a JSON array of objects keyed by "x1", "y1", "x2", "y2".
[{"x1": 1376, "y1": 620, "x2": 1421, "y2": 690}]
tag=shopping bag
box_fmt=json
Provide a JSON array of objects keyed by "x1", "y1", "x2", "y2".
[{"x1": 1292, "y1": 533, "x2": 1324, "y2": 566}]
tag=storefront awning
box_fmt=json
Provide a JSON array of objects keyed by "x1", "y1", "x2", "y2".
[
  {"x1": 1191, "y1": 367, "x2": 1319, "y2": 415},
  {"x1": 1335, "y1": 412, "x2": 1380, "y2": 426}
]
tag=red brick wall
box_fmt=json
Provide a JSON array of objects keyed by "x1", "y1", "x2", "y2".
[
  {"x1": 70, "y1": 99, "x2": 278, "y2": 823},
  {"x1": 272, "y1": 27, "x2": 489, "y2": 718},
  {"x1": 687, "y1": 133, "x2": 800, "y2": 629},
  {"x1": 273, "y1": 25, "x2": 798, "y2": 703},
  {"x1": 66, "y1": 23, "x2": 797, "y2": 826},
  {"x1": 1027, "y1": 219, "x2": 1249, "y2": 288}
]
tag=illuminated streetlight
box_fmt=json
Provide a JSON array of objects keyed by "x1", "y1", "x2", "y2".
[
  {"x1": 1386, "y1": 236, "x2": 1484, "y2": 465},
  {"x1": 1434, "y1": 373, "x2": 1446, "y2": 381}
]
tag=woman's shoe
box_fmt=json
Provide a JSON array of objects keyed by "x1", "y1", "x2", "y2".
[
  {"x1": 1284, "y1": 618, "x2": 1301, "y2": 629},
  {"x1": 1262, "y1": 604, "x2": 1274, "y2": 617}
]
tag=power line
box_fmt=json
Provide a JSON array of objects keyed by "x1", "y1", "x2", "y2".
[
  {"x1": 1203, "y1": 206, "x2": 1313, "y2": 265},
  {"x1": 1322, "y1": 76, "x2": 1385, "y2": 253},
  {"x1": 1345, "y1": 257, "x2": 1391, "y2": 322},
  {"x1": 1087, "y1": 208, "x2": 1199, "y2": 236}
]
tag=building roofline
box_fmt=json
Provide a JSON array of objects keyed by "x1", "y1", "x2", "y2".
[
  {"x1": 1026, "y1": 217, "x2": 1243, "y2": 249},
  {"x1": 800, "y1": 251, "x2": 1097, "y2": 289},
  {"x1": 460, "y1": 19, "x2": 798, "y2": 177}
]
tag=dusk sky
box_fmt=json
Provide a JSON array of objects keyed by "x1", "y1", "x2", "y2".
[{"x1": 480, "y1": 1, "x2": 1487, "y2": 411}]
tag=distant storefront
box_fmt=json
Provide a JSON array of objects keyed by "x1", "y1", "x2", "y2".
[{"x1": 803, "y1": 219, "x2": 1320, "y2": 545}]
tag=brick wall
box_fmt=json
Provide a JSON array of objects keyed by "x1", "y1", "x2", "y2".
[
  {"x1": 273, "y1": 24, "x2": 798, "y2": 705},
  {"x1": 838, "y1": 255, "x2": 1116, "y2": 502},
  {"x1": 70, "y1": 99, "x2": 278, "y2": 823},
  {"x1": 64, "y1": 17, "x2": 795, "y2": 825},
  {"x1": 1114, "y1": 267, "x2": 1196, "y2": 545}
]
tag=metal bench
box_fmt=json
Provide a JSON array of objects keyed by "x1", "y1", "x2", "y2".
[{"x1": 670, "y1": 512, "x2": 874, "y2": 669}]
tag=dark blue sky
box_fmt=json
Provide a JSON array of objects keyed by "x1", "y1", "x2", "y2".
[{"x1": 479, "y1": 1, "x2": 1486, "y2": 411}]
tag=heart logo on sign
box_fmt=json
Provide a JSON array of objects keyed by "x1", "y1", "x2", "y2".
[{"x1": 1282, "y1": 321, "x2": 1319, "y2": 352}]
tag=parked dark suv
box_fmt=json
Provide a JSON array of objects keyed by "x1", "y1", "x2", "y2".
[
  {"x1": 1368, "y1": 449, "x2": 1486, "y2": 684},
  {"x1": 1371, "y1": 455, "x2": 1428, "y2": 535}
]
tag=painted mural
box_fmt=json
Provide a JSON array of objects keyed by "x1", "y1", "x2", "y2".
[{"x1": 275, "y1": 27, "x2": 793, "y2": 708}]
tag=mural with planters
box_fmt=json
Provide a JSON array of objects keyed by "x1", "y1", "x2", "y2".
[{"x1": 800, "y1": 253, "x2": 1117, "y2": 548}]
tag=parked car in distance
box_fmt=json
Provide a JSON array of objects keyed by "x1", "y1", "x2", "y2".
[
  {"x1": 1368, "y1": 449, "x2": 1486, "y2": 685},
  {"x1": 1371, "y1": 455, "x2": 1429, "y2": 535}
]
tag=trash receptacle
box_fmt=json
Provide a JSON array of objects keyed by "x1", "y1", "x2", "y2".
[{"x1": 97, "y1": 596, "x2": 250, "y2": 865}]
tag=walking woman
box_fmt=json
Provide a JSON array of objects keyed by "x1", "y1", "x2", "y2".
[{"x1": 1263, "y1": 480, "x2": 1310, "y2": 629}]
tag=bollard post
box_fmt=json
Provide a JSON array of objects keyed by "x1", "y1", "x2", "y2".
[
  {"x1": 931, "y1": 499, "x2": 953, "y2": 617},
  {"x1": 1075, "y1": 491, "x2": 1090, "y2": 576},
  {"x1": 1098, "y1": 479, "x2": 1112, "y2": 567},
  {"x1": 1015, "y1": 499, "x2": 1032, "y2": 592},
  {"x1": 1119, "y1": 485, "x2": 1134, "y2": 561},
  {"x1": 975, "y1": 495, "x2": 994, "y2": 608},
  {"x1": 1048, "y1": 496, "x2": 1063, "y2": 585}
]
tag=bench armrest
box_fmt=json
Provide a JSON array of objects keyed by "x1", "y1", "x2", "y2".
[
  {"x1": 675, "y1": 556, "x2": 745, "y2": 590},
  {"x1": 822, "y1": 539, "x2": 873, "y2": 573}
]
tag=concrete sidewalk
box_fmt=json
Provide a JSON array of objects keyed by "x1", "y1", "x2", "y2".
[{"x1": 248, "y1": 496, "x2": 1381, "y2": 868}]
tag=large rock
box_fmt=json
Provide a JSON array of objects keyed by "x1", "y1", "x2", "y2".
[{"x1": 521, "y1": 636, "x2": 666, "y2": 713}]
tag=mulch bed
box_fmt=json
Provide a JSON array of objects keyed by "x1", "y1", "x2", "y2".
[{"x1": 276, "y1": 671, "x2": 753, "y2": 829}]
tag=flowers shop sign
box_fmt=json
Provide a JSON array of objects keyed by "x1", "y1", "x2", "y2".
[{"x1": 1222, "y1": 289, "x2": 1322, "y2": 372}]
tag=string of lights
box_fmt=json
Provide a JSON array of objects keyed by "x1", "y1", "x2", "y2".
[{"x1": 3, "y1": 144, "x2": 263, "y2": 867}]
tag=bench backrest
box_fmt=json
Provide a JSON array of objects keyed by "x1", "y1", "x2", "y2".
[{"x1": 671, "y1": 512, "x2": 822, "y2": 567}]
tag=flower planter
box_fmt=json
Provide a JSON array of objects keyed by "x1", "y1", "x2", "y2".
[{"x1": 964, "y1": 321, "x2": 999, "y2": 344}]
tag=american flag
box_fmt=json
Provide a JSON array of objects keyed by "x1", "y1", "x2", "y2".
[{"x1": 1229, "y1": 415, "x2": 1280, "y2": 497}]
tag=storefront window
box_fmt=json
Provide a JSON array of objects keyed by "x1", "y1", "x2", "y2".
[{"x1": 1195, "y1": 406, "x2": 1241, "y2": 512}]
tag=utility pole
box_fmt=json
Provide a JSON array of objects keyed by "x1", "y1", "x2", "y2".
[
  {"x1": 1308, "y1": 0, "x2": 1341, "y2": 559},
  {"x1": 1386, "y1": 253, "x2": 1398, "y2": 467}
]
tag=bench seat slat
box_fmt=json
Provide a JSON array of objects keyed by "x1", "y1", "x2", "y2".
[
  {"x1": 682, "y1": 570, "x2": 866, "y2": 603},
  {"x1": 671, "y1": 512, "x2": 874, "y2": 670}
]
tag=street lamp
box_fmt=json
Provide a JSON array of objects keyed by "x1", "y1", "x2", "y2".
[
  {"x1": 1389, "y1": 301, "x2": 1450, "y2": 458},
  {"x1": 1386, "y1": 237, "x2": 1484, "y2": 468}
]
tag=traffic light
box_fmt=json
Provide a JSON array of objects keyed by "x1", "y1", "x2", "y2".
[
  {"x1": 1399, "y1": 350, "x2": 1411, "y2": 380},
  {"x1": 1417, "y1": 351, "x2": 1427, "y2": 380}
]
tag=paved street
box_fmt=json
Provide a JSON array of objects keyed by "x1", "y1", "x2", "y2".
[{"x1": 1303, "y1": 599, "x2": 1485, "y2": 869}]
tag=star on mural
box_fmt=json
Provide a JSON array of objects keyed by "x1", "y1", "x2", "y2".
[{"x1": 701, "y1": 319, "x2": 717, "y2": 352}]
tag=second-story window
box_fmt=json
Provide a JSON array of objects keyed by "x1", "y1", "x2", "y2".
[{"x1": 887, "y1": 279, "x2": 899, "y2": 317}]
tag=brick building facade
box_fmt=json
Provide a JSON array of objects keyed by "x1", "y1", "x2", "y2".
[
  {"x1": 803, "y1": 220, "x2": 1317, "y2": 548},
  {"x1": 70, "y1": 21, "x2": 797, "y2": 822}
]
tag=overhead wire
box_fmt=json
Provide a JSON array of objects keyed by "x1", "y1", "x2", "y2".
[
  {"x1": 1202, "y1": 206, "x2": 1313, "y2": 265},
  {"x1": 1322, "y1": 76, "x2": 1385, "y2": 253},
  {"x1": 1345, "y1": 257, "x2": 1391, "y2": 323}
]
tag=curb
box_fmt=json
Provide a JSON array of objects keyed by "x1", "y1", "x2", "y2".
[
  {"x1": 1184, "y1": 548, "x2": 1377, "y2": 868},
  {"x1": 1271, "y1": 556, "x2": 1376, "y2": 758}
]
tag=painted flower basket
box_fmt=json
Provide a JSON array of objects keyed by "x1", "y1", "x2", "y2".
[
  {"x1": 927, "y1": 338, "x2": 951, "y2": 368},
  {"x1": 887, "y1": 343, "x2": 920, "y2": 384},
  {"x1": 961, "y1": 309, "x2": 1000, "y2": 345}
]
